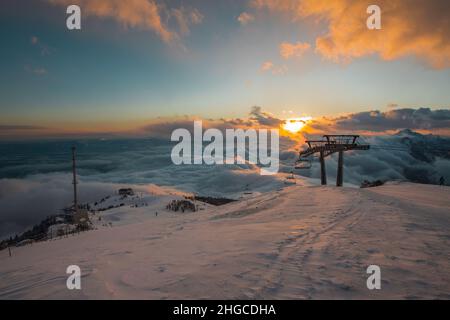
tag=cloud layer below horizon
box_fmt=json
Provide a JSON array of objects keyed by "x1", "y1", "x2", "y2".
[{"x1": 1, "y1": 124, "x2": 449, "y2": 239}]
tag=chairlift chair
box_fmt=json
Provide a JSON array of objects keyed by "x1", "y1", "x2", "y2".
[
  {"x1": 295, "y1": 157, "x2": 312, "y2": 169},
  {"x1": 286, "y1": 170, "x2": 295, "y2": 180},
  {"x1": 284, "y1": 171, "x2": 297, "y2": 185}
]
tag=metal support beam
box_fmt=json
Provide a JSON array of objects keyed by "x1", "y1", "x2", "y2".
[
  {"x1": 337, "y1": 150, "x2": 344, "y2": 187},
  {"x1": 320, "y1": 150, "x2": 327, "y2": 185}
]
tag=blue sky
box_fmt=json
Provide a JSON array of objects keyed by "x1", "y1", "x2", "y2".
[{"x1": 1, "y1": 0, "x2": 449, "y2": 134}]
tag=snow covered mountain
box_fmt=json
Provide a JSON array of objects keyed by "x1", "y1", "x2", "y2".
[{"x1": 0, "y1": 181, "x2": 449, "y2": 299}]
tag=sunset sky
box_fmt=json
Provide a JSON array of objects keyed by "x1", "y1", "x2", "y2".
[{"x1": 1, "y1": 0, "x2": 449, "y2": 136}]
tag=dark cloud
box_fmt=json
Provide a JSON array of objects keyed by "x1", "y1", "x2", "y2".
[
  {"x1": 331, "y1": 108, "x2": 450, "y2": 132},
  {"x1": 0, "y1": 125, "x2": 46, "y2": 131},
  {"x1": 141, "y1": 118, "x2": 199, "y2": 137},
  {"x1": 249, "y1": 106, "x2": 283, "y2": 127},
  {"x1": 139, "y1": 107, "x2": 282, "y2": 138}
]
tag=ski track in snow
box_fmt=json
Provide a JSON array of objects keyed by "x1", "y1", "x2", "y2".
[{"x1": 0, "y1": 182, "x2": 449, "y2": 299}]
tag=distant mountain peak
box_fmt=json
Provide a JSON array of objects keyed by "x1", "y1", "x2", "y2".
[{"x1": 395, "y1": 128, "x2": 422, "y2": 136}]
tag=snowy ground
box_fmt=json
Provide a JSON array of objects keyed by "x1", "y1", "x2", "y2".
[{"x1": 0, "y1": 181, "x2": 449, "y2": 299}]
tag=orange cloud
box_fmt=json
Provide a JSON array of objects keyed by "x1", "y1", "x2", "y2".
[
  {"x1": 280, "y1": 41, "x2": 310, "y2": 59},
  {"x1": 237, "y1": 12, "x2": 255, "y2": 25},
  {"x1": 171, "y1": 7, "x2": 204, "y2": 36},
  {"x1": 261, "y1": 61, "x2": 274, "y2": 71},
  {"x1": 260, "y1": 61, "x2": 287, "y2": 74},
  {"x1": 252, "y1": 0, "x2": 450, "y2": 69},
  {"x1": 48, "y1": 0, "x2": 202, "y2": 43}
]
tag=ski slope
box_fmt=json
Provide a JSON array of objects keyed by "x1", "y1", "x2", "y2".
[{"x1": 0, "y1": 182, "x2": 449, "y2": 299}]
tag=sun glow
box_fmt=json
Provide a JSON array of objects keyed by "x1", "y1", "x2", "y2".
[{"x1": 282, "y1": 117, "x2": 312, "y2": 133}]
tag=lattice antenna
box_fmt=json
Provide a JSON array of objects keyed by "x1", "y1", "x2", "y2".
[{"x1": 71, "y1": 146, "x2": 78, "y2": 212}]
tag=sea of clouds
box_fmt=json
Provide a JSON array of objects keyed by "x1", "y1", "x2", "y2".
[{"x1": 1, "y1": 107, "x2": 450, "y2": 238}]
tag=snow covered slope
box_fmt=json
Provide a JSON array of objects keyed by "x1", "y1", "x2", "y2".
[{"x1": 0, "y1": 182, "x2": 449, "y2": 299}]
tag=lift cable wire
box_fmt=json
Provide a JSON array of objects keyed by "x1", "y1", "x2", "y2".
[{"x1": 358, "y1": 136, "x2": 450, "y2": 153}]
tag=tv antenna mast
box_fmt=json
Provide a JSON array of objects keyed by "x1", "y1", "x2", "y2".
[
  {"x1": 71, "y1": 146, "x2": 78, "y2": 213},
  {"x1": 296, "y1": 135, "x2": 370, "y2": 186}
]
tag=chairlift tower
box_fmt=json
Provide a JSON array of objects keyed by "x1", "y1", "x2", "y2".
[{"x1": 296, "y1": 135, "x2": 370, "y2": 186}]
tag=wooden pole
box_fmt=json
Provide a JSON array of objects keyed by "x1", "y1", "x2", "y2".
[
  {"x1": 8, "y1": 247, "x2": 11, "y2": 257},
  {"x1": 337, "y1": 150, "x2": 344, "y2": 187},
  {"x1": 320, "y1": 150, "x2": 327, "y2": 185}
]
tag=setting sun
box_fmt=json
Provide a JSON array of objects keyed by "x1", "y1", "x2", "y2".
[{"x1": 283, "y1": 117, "x2": 312, "y2": 133}]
